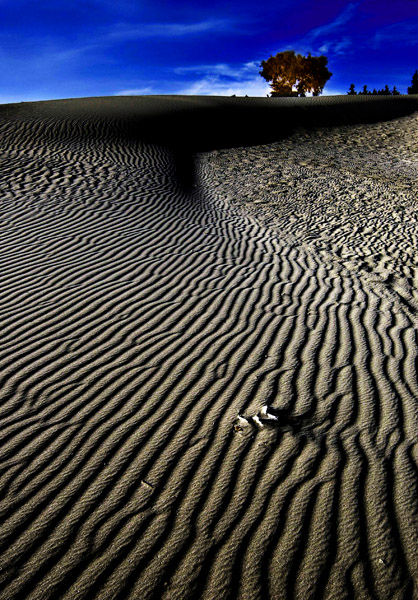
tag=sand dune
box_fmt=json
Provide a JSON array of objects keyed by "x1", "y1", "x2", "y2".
[{"x1": 0, "y1": 95, "x2": 418, "y2": 600}]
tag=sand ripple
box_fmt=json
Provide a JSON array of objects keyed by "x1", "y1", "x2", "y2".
[{"x1": 1, "y1": 101, "x2": 418, "y2": 599}]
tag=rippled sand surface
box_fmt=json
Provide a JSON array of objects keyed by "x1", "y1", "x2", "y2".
[{"x1": 1, "y1": 96, "x2": 418, "y2": 600}]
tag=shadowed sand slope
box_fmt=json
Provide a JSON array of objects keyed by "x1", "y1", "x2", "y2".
[
  {"x1": 1, "y1": 96, "x2": 418, "y2": 600},
  {"x1": 1, "y1": 94, "x2": 417, "y2": 190}
]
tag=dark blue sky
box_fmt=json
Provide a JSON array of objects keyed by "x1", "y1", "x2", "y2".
[{"x1": 0, "y1": 0, "x2": 417, "y2": 102}]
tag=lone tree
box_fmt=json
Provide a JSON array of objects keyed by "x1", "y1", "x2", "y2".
[
  {"x1": 347, "y1": 83, "x2": 357, "y2": 95},
  {"x1": 408, "y1": 70, "x2": 418, "y2": 94},
  {"x1": 259, "y1": 50, "x2": 332, "y2": 97}
]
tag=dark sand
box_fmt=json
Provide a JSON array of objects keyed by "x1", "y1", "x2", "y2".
[{"x1": 0, "y1": 94, "x2": 418, "y2": 600}]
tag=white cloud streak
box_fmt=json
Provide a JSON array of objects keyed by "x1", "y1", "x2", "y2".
[
  {"x1": 319, "y1": 36, "x2": 352, "y2": 55},
  {"x1": 108, "y1": 18, "x2": 237, "y2": 41},
  {"x1": 113, "y1": 61, "x2": 271, "y2": 97},
  {"x1": 370, "y1": 19, "x2": 418, "y2": 49},
  {"x1": 307, "y1": 2, "x2": 360, "y2": 39},
  {"x1": 173, "y1": 61, "x2": 259, "y2": 78},
  {"x1": 175, "y1": 74, "x2": 271, "y2": 97},
  {"x1": 20, "y1": 17, "x2": 241, "y2": 68},
  {"x1": 114, "y1": 55, "x2": 349, "y2": 97},
  {"x1": 171, "y1": 61, "x2": 270, "y2": 96},
  {"x1": 115, "y1": 86, "x2": 154, "y2": 95},
  {"x1": 282, "y1": 3, "x2": 360, "y2": 58}
]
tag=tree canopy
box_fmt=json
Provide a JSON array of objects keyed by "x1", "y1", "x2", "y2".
[{"x1": 259, "y1": 51, "x2": 332, "y2": 97}]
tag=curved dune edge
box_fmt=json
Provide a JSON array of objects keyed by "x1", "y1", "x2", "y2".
[
  {"x1": 3, "y1": 93, "x2": 416, "y2": 191},
  {"x1": 1, "y1": 94, "x2": 418, "y2": 150},
  {"x1": 0, "y1": 97, "x2": 418, "y2": 599}
]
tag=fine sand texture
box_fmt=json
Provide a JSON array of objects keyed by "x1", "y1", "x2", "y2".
[{"x1": 1, "y1": 95, "x2": 418, "y2": 600}]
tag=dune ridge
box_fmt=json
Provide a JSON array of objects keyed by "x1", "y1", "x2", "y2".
[{"x1": 0, "y1": 96, "x2": 418, "y2": 599}]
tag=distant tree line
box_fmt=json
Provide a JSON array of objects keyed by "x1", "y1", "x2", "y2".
[
  {"x1": 348, "y1": 83, "x2": 400, "y2": 95},
  {"x1": 347, "y1": 70, "x2": 418, "y2": 96}
]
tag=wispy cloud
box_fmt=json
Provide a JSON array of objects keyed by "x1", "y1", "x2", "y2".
[
  {"x1": 87, "y1": 0, "x2": 139, "y2": 12},
  {"x1": 0, "y1": 93, "x2": 45, "y2": 105},
  {"x1": 23, "y1": 18, "x2": 242, "y2": 68},
  {"x1": 174, "y1": 76, "x2": 344, "y2": 96},
  {"x1": 306, "y1": 3, "x2": 360, "y2": 40},
  {"x1": 285, "y1": 3, "x2": 359, "y2": 57},
  {"x1": 175, "y1": 74, "x2": 270, "y2": 97},
  {"x1": 52, "y1": 43, "x2": 104, "y2": 61},
  {"x1": 318, "y1": 36, "x2": 352, "y2": 55},
  {"x1": 133, "y1": 58, "x2": 347, "y2": 97},
  {"x1": 113, "y1": 61, "x2": 271, "y2": 97},
  {"x1": 108, "y1": 18, "x2": 238, "y2": 41},
  {"x1": 369, "y1": 19, "x2": 418, "y2": 49},
  {"x1": 173, "y1": 61, "x2": 258, "y2": 78},
  {"x1": 115, "y1": 86, "x2": 154, "y2": 95},
  {"x1": 171, "y1": 61, "x2": 269, "y2": 96}
]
